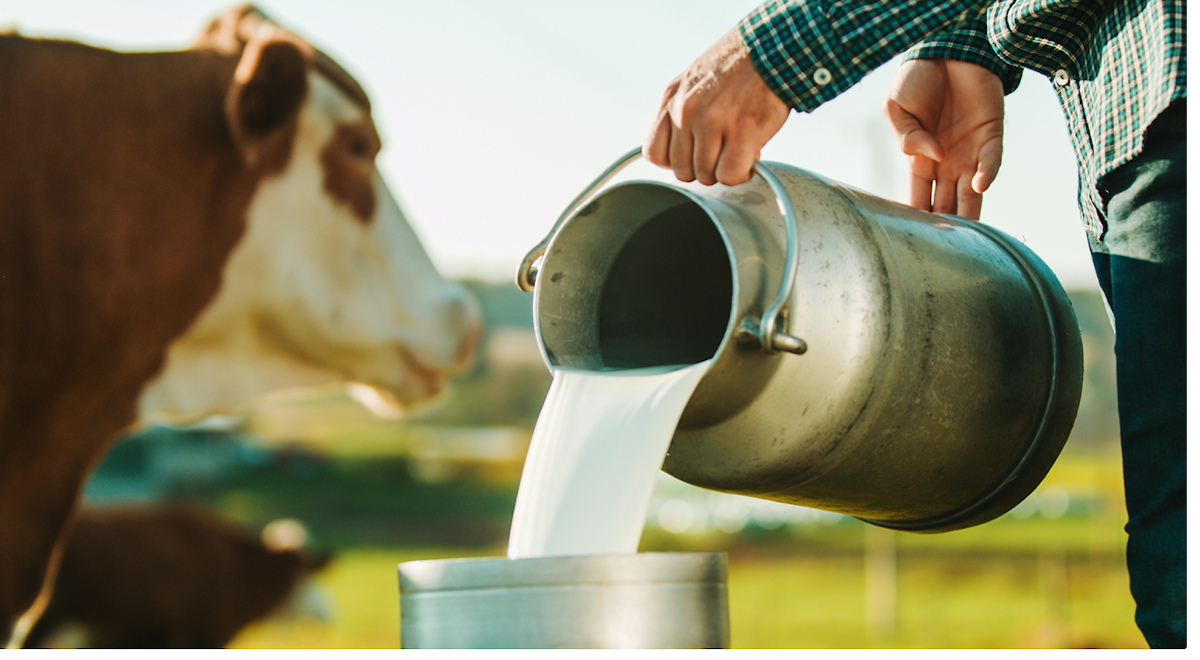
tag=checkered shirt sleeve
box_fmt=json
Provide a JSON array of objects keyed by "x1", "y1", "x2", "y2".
[
  {"x1": 737, "y1": 1, "x2": 991, "y2": 112},
  {"x1": 903, "y1": 15, "x2": 1025, "y2": 95},
  {"x1": 737, "y1": 0, "x2": 1186, "y2": 239}
]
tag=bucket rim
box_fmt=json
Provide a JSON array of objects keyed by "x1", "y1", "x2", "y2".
[{"x1": 398, "y1": 551, "x2": 728, "y2": 594}]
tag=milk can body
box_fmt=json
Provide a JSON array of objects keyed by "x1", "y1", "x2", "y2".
[{"x1": 524, "y1": 155, "x2": 1084, "y2": 533}]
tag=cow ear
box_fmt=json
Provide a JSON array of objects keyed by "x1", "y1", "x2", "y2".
[
  {"x1": 193, "y1": 4, "x2": 263, "y2": 53},
  {"x1": 224, "y1": 27, "x2": 312, "y2": 168}
]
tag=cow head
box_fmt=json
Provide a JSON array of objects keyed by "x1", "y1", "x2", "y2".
[{"x1": 137, "y1": 6, "x2": 482, "y2": 420}]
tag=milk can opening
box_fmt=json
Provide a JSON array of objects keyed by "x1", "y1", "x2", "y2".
[
  {"x1": 598, "y1": 201, "x2": 732, "y2": 368},
  {"x1": 535, "y1": 183, "x2": 735, "y2": 371}
]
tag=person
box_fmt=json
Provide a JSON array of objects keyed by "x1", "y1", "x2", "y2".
[{"x1": 643, "y1": 0, "x2": 1185, "y2": 649}]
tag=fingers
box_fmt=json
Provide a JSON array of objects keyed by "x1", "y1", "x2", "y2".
[
  {"x1": 958, "y1": 142, "x2": 1002, "y2": 220},
  {"x1": 955, "y1": 171, "x2": 983, "y2": 220},
  {"x1": 644, "y1": 28, "x2": 789, "y2": 187},
  {"x1": 952, "y1": 136, "x2": 1003, "y2": 219},
  {"x1": 642, "y1": 78, "x2": 721, "y2": 184},
  {"x1": 931, "y1": 169, "x2": 983, "y2": 219},
  {"x1": 898, "y1": 127, "x2": 945, "y2": 212},
  {"x1": 932, "y1": 171, "x2": 958, "y2": 215},
  {"x1": 907, "y1": 155, "x2": 936, "y2": 212},
  {"x1": 668, "y1": 117, "x2": 697, "y2": 182},
  {"x1": 649, "y1": 99, "x2": 775, "y2": 187},
  {"x1": 972, "y1": 135, "x2": 1003, "y2": 194},
  {"x1": 642, "y1": 106, "x2": 672, "y2": 169},
  {"x1": 887, "y1": 99, "x2": 946, "y2": 213},
  {"x1": 692, "y1": 124, "x2": 723, "y2": 186},
  {"x1": 713, "y1": 140, "x2": 757, "y2": 186},
  {"x1": 644, "y1": 94, "x2": 744, "y2": 186},
  {"x1": 960, "y1": 156, "x2": 996, "y2": 220}
]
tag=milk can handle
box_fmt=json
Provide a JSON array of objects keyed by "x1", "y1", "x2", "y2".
[
  {"x1": 515, "y1": 147, "x2": 645, "y2": 292},
  {"x1": 516, "y1": 147, "x2": 806, "y2": 356}
]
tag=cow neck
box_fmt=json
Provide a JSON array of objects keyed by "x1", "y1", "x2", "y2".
[
  {"x1": 1, "y1": 40, "x2": 266, "y2": 410},
  {"x1": 0, "y1": 37, "x2": 276, "y2": 633}
]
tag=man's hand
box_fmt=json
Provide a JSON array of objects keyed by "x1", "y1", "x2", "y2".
[
  {"x1": 884, "y1": 59, "x2": 1004, "y2": 220},
  {"x1": 644, "y1": 28, "x2": 790, "y2": 186}
]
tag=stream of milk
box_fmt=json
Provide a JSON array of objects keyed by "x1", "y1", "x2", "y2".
[{"x1": 506, "y1": 360, "x2": 713, "y2": 559}]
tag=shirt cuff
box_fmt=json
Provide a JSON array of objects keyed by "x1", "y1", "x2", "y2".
[
  {"x1": 903, "y1": 22, "x2": 1024, "y2": 95},
  {"x1": 738, "y1": 1, "x2": 1002, "y2": 112},
  {"x1": 738, "y1": 2, "x2": 846, "y2": 112}
]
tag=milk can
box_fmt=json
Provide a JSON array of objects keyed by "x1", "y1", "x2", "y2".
[{"x1": 517, "y1": 148, "x2": 1084, "y2": 533}]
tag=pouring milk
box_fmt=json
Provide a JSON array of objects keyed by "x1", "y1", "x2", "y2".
[{"x1": 507, "y1": 361, "x2": 712, "y2": 558}]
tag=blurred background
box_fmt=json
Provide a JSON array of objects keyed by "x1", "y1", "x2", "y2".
[{"x1": 5, "y1": 0, "x2": 1146, "y2": 649}]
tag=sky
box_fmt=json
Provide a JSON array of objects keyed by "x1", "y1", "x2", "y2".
[{"x1": 5, "y1": 0, "x2": 1101, "y2": 290}]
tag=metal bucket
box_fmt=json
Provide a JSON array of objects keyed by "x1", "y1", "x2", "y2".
[
  {"x1": 397, "y1": 552, "x2": 729, "y2": 649},
  {"x1": 517, "y1": 149, "x2": 1084, "y2": 533}
]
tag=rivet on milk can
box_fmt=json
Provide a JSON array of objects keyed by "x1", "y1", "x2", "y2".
[
  {"x1": 517, "y1": 147, "x2": 1085, "y2": 533},
  {"x1": 398, "y1": 552, "x2": 730, "y2": 649}
]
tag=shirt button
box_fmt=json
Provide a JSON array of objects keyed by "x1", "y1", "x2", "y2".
[
  {"x1": 813, "y1": 67, "x2": 832, "y2": 86},
  {"x1": 1053, "y1": 69, "x2": 1071, "y2": 86}
]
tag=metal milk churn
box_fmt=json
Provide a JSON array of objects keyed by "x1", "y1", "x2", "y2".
[{"x1": 517, "y1": 149, "x2": 1084, "y2": 533}]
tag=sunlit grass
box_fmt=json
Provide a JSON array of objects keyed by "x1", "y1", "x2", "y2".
[
  {"x1": 222, "y1": 449, "x2": 1143, "y2": 650},
  {"x1": 230, "y1": 532, "x2": 1142, "y2": 650},
  {"x1": 727, "y1": 551, "x2": 1141, "y2": 648},
  {"x1": 231, "y1": 547, "x2": 496, "y2": 649}
]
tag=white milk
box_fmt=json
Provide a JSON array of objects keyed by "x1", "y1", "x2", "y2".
[{"x1": 507, "y1": 360, "x2": 712, "y2": 559}]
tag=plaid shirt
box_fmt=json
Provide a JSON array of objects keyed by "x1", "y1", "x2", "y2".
[{"x1": 739, "y1": 0, "x2": 1186, "y2": 238}]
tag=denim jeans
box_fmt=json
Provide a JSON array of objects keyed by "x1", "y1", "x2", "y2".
[{"x1": 1089, "y1": 99, "x2": 1186, "y2": 649}]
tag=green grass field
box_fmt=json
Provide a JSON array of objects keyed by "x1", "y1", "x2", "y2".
[
  {"x1": 229, "y1": 538, "x2": 1143, "y2": 649},
  {"x1": 182, "y1": 433, "x2": 1143, "y2": 649},
  {"x1": 224, "y1": 478, "x2": 1145, "y2": 649}
]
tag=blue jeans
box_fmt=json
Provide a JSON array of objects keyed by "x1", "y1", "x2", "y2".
[{"x1": 1089, "y1": 99, "x2": 1186, "y2": 649}]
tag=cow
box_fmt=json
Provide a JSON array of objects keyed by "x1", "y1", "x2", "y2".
[
  {"x1": 0, "y1": 5, "x2": 481, "y2": 645},
  {"x1": 24, "y1": 506, "x2": 331, "y2": 649}
]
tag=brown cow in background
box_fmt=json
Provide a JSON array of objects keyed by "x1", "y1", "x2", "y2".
[
  {"x1": 0, "y1": 5, "x2": 480, "y2": 645},
  {"x1": 25, "y1": 506, "x2": 330, "y2": 649}
]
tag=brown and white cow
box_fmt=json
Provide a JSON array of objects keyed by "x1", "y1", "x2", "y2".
[{"x1": 0, "y1": 5, "x2": 480, "y2": 645}]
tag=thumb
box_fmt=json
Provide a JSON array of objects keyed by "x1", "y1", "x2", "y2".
[
  {"x1": 903, "y1": 128, "x2": 945, "y2": 163},
  {"x1": 884, "y1": 100, "x2": 944, "y2": 162}
]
